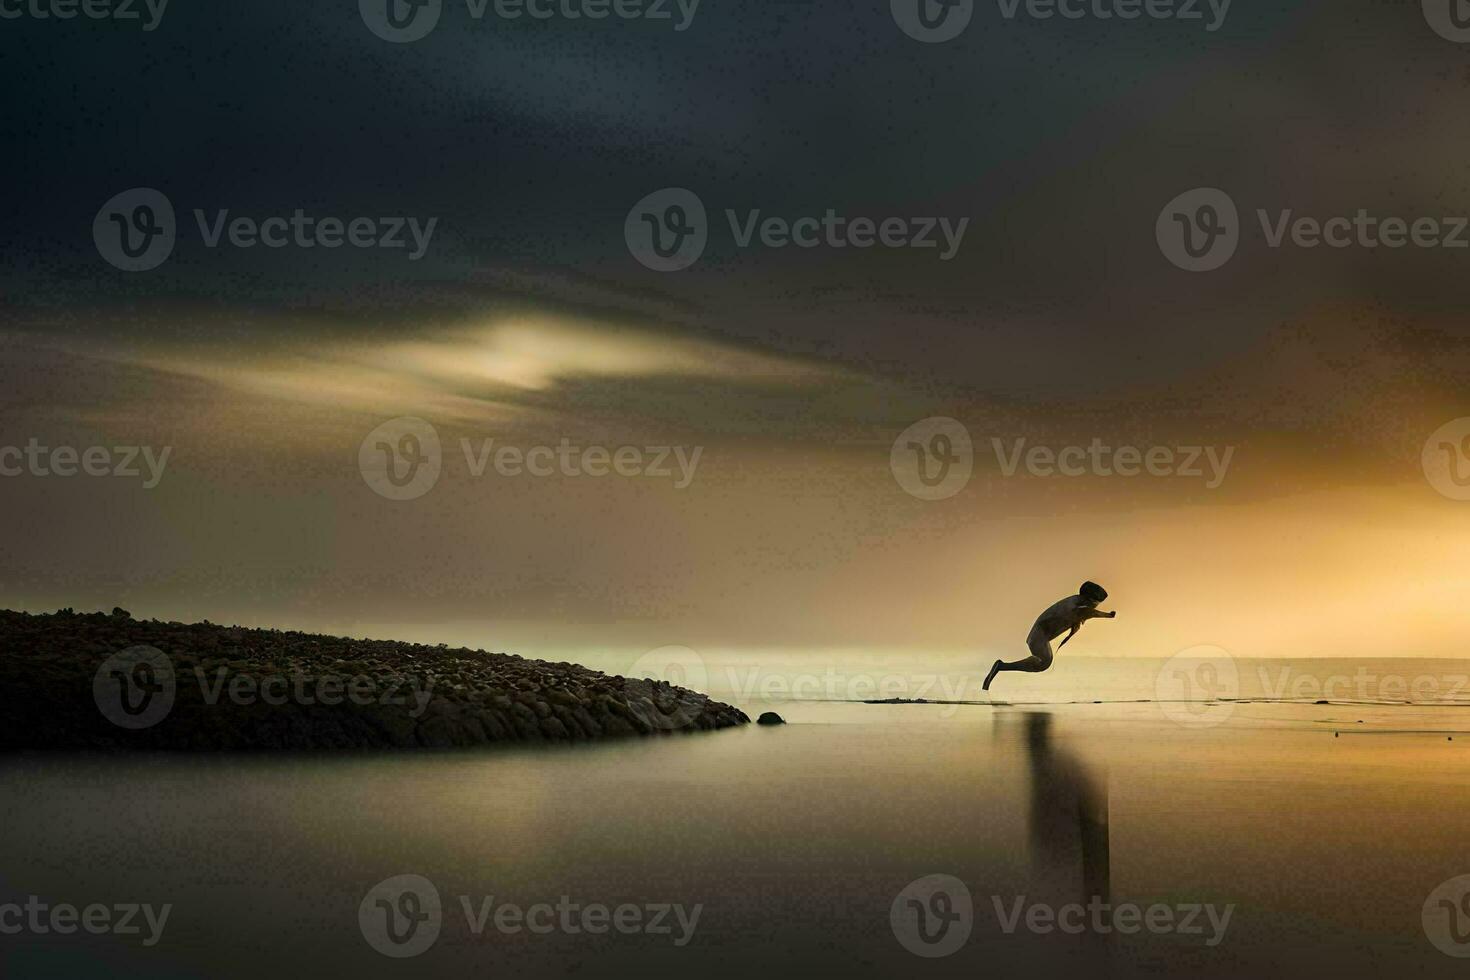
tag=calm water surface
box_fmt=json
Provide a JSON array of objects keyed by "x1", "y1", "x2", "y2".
[{"x1": 6, "y1": 677, "x2": 1470, "y2": 977}]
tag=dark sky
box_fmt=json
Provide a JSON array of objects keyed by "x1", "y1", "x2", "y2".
[{"x1": 2, "y1": 0, "x2": 1469, "y2": 657}]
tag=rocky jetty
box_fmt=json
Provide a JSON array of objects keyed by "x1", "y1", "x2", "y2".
[{"x1": 0, "y1": 609, "x2": 748, "y2": 750}]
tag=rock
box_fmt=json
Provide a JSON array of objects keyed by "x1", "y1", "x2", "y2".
[
  {"x1": 365, "y1": 706, "x2": 419, "y2": 746},
  {"x1": 416, "y1": 715, "x2": 460, "y2": 748},
  {"x1": 601, "y1": 715, "x2": 638, "y2": 737},
  {"x1": 572, "y1": 705, "x2": 602, "y2": 737},
  {"x1": 757, "y1": 712, "x2": 786, "y2": 726},
  {"x1": 474, "y1": 708, "x2": 511, "y2": 740},
  {"x1": 539, "y1": 716, "x2": 570, "y2": 739},
  {"x1": 551, "y1": 704, "x2": 584, "y2": 739},
  {"x1": 0, "y1": 608, "x2": 750, "y2": 750}
]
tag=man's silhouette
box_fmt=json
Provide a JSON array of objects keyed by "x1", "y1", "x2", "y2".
[{"x1": 984, "y1": 582, "x2": 1116, "y2": 691}]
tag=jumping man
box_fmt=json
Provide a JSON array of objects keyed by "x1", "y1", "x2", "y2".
[{"x1": 983, "y1": 581, "x2": 1116, "y2": 691}]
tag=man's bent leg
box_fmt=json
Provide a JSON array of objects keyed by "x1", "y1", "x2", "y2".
[{"x1": 984, "y1": 633, "x2": 1054, "y2": 690}]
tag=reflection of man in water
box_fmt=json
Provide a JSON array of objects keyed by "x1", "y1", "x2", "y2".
[
  {"x1": 1014, "y1": 713, "x2": 1112, "y2": 975},
  {"x1": 985, "y1": 582, "x2": 1116, "y2": 691},
  {"x1": 1023, "y1": 712, "x2": 1110, "y2": 908}
]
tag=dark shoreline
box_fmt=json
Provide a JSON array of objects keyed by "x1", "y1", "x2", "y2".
[{"x1": 0, "y1": 609, "x2": 748, "y2": 750}]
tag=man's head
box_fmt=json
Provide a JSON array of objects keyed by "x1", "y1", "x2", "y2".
[{"x1": 1079, "y1": 581, "x2": 1108, "y2": 604}]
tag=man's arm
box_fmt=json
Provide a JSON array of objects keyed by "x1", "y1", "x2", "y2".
[
  {"x1": 1079, "y1": 607, "x2": 1116, "y2": 620},
  {"x1": 1057, "y1": 624, "x2": 1081, "y2": 648}
]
